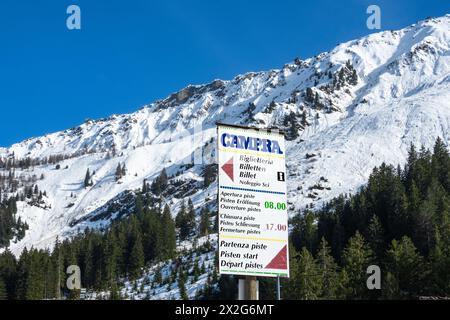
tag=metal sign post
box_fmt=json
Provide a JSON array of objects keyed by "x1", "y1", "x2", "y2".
[{"x1": 277, "y1": 277, "x2": 281, "y2": 300}]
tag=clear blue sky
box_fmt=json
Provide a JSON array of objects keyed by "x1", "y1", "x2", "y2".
[{"x1": 0, "y1": 0, "x2": 448, "y2": 147}]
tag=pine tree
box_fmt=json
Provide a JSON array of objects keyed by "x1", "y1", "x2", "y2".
[
  {"x1": 142, "y1": 208, "x2": 162, "y2": 262},
  {"x1": 0, "y1": 249, "x2": 17, "y2": 300},
  {"x1": 381, "y1": 271, "x2": 400, "y2": 300},
  {"x1": 192, "y1": 258, "x2": 201, "y2": 282},
  {"x1": 82, "y1": 236, "x2": 95, "y2": 288},
  {"x1": 176, "y1": 200, "x2": 186, "y2": 231},
  {"x1": 291, "y1": 210, "x2": 318, "y2": 253},
  {"x1": 366, "y1": 215, "x2": 384, "y2": 259},
  {"x1": 313, "y1": 92, "x2": 321, "y2": 109},
  {"x1": 350, "y1": 68, "x2": 358, "y2": 85},
  {"x1": 342, "y1": 231, "x2": 373, "y2": 299},
  {"x1": 51, "y1": 238, "x2": 65, "y2": 300},
  {"x1": 334, "y1": 268, "x2": 351, "y2": 299},
  {"x1": 417, "y1": 146, "x2": 433, "y2": 197},
  {"x1": 159, "y1": 169, "x2": 168, "y2": 191},
  {"x1": 84, "y1": 169, "x2": 92, "y2": 188},
  {"x1": 332, "y1": 214, "x2": 345, "y2": 261},
  {"x1": 316, "y1": 238, "x2": 340, "y2": 299},
  {"x1": 385, "y1": 236, "x2": 427, "y2": 299},
  {"x1": 43, "y1": 252, "x2": 56, "y2": 299},
  {"x1": 430, "y1": 228, "x2": 450, "y2": 295},
  {"x1": 244, "y1": 102, "x2": 257, "y2": 120},
  {"x1": 142, "y1": 179, "x2": 148, "y2": 194},
  {"x1": 199, "y1": 207, "x2": 211, "y2": 237},
  {"x1": 284, "y1": 112, "x2": 300, "y2": 140},
  {"x1": 135, "y1": 194, "x2": 144, "y2": 217},
  {"x1": 203, "y1": 165, "x2": 217, "y2": 188},
  {"x1": 160, "y1": 205, "x2": 176, "y2": 260},
  {"x1": 413, "y1": 178, "x2": 442, "y2": 254},
  {"x1": 292, "y1": 247, "x2": 322, "y2": 300},
  {"x1": 405, "y1": 144, "x2": 418, "y2": 188},
  {"x1": 15, "y1": 248, "x2": 29, "y2": 299},
  {"x1": 128, "y1": 233, "x2": 144, "y2": 280},
  {"x1": 151, "y1": 169, "x2": 168, "y2": 195},
  {"x1": 305, "y1": 87, "x2": 314, "y2": 103},
  {"x1": 300, "y1": 110, "x2": 308, "y2": 127},
  {"x1": 186, "y1": 199, "x2": 196, "y2": 238},
  {"x1": 407, "y1": 181, "x2": 421, "y2": 227},
  {"x1": 115, "y1": 163, "x2": 123, "y2": 182},
  {"x1": 103, "y1": 231, "x2": 119, "y2": 287},
  {"x1": 110, "y1": 282, "x2": 121, "y2": 300},
  {"x1": 178, "y1": 270, "x2": 189, "y2": 300},
  {"x1": 175, "y1": 199, "x2": 196, "y2": 241},
  {"x1": 432, "y1": 137, "x2": 450, "y2": 192}
]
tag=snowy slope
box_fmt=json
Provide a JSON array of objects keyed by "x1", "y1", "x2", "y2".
[{"x1": 1, "y1": 15, "x2": 450, "y2": 255}]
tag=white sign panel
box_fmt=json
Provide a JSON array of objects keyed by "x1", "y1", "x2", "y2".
[{"x1": 217, "y1": 124, "x2": 289, "y2": 278}]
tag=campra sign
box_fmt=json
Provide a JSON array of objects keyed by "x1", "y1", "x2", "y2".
[
  {"x1": 220, "y1": 133, "x2": 284, "y2": 155},
  {"x1": 217, "y1": 124, "x2": 290, "y2": 278}
]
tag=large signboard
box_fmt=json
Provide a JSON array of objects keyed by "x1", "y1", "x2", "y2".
[{"x1": 217, "y1": 123, "x2": 289, "y2": 278}]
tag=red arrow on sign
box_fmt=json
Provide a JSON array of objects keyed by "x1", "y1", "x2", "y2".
[
  {"x1": 221, "y1": 157, "x2": 234, "y2": 181},
  {"x1": 265, "y1": 245, "x2": 288, "y2": 270}
]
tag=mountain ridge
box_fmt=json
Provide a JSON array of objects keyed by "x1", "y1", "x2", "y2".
[{"x1": 1, "y1": 14, "x2": 449, "y2": 255}]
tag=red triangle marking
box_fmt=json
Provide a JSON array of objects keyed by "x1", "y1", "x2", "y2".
[
  {"x1": 265, "y1": 245, "x2": 288, "y2": 270},
  {"x1": 221, "y1": 157, "x2": 234, "y2": 181}
]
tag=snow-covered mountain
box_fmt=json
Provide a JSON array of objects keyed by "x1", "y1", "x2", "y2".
[{"x1": 1, "y1": 15, "x2": 449, "y2": 255}]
